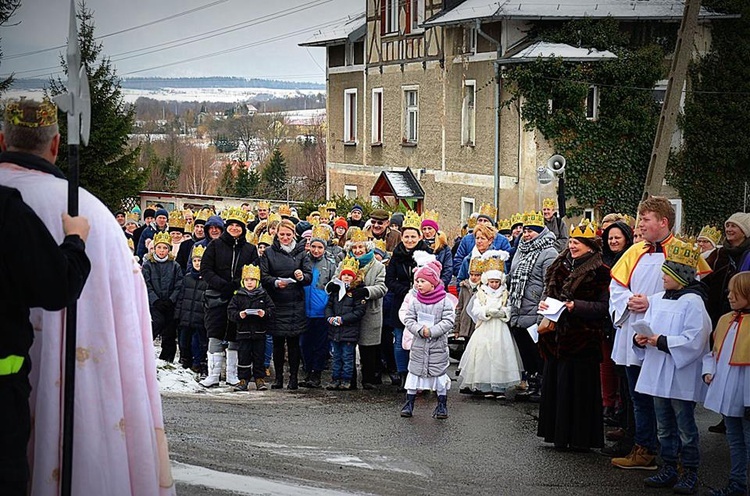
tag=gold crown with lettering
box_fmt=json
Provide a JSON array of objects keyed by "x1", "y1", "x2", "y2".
[
  {"x1": 194, "y1": 208, "x2": 211, "y2": 223},
  {"x1": 221, "y1": 206, "x2": 248, "y2": 224},
  {"x1": 542, "y1": 197, "x2": 556, "y2": 209},
  {"x1": 468, "y1": 258, "x2": 485, "y2": 274},
  {"x1": 402, "y1": 210, "x2": 422, "y2": 231},
  {"x1": 278, "y1": 204, "x2": 292, "y2": 216},
  {"x1": 422, "y1": 209, "x2": 439, "y2": 222},
  {"x1": 510, "y1": 212, "x2": 524, "y2": 227},
  {"x1": 374, "y1": 239, "x2": 387, "y2": 253},
  {"x1": 258, "y1": 232, "x2": 274, "y2": 245},
  {"x1": 311, "y1": 224, "x2": 331, "y2": 242},
  {"x1": 191, "y1": 244, "x2": 206, "y2": 259},
  {"x1": 340, "y1": 256, "x2": 360, "y2": 275},
  {"x1": 497, "y1": 218, "x2": 511, "y2": 232},
  {"x1": 257, "y1": 200, "x2": 271, "y2": 210},
  {"x1": 168, "y1": 209, "x2": 186, "y2": 229},
  {"x1": 665, "y1": 239, "x2": 701, "y2": 268},
  {"x1": 523, "y1": 211, "x2": 545, "y2": 228},
  {"x1": 4, "y1": 97, "x2": 58, "y2": 128},
  {"x1": 478, "y1": 203, "x2": 497, "y2": 220},
  {"x1": 570, "y1": 218, "x2": 597, "y2": 239},
  {"x1": 349, "y1": 227, "x2": 369, "y2": 243},
  {"x1": 326, "y1": 200, "x2": 337, "y2": 211},
  {"x1": 153, "y1": 231, "x2": 172, "y2": 247},
  {"x1": 242, "y1": 264, "x2": 261, "y2": 281},
  {"x1": 698, "y1": 225, "x2": 722, "y2": 246}
]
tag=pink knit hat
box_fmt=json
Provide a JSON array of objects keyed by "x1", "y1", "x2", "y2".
[
  {"x1": 414, "y1": 259, "x2": 442, "y2": 287},
  {"x1": 421, "y1": 218, "x2": 439, "y2": 231}
]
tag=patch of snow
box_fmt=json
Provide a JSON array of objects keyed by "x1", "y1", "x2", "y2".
[{"x1": 155, "y1": 359, "x2": 205, "y2": 394}]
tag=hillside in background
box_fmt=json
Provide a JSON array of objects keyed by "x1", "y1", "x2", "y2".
[{"x1": 10, "y1": 76, "x2": 324, "y2": 91}]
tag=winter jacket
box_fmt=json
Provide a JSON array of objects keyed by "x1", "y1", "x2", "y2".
[
  {"x1": 453, "y1": 233, "x2": 511, "y2": 279},
  {"x1": 175, "y1": 269, "x2": 207, "y2": 329},
  {"x1": 200, "y1": 230, "x2": 259, "y2": 299},
  {"x1": 175, "y1": 238, "x2": 195, "y2": 273},
  {"x1": 136, "y1": 223, "x2": 167, "y2": 260},
  {"x1": 601, "y1": 221, "x2": 634, "y2": 269},
  {"x1": 455, "y1": 279, "x2": 478, "y2": 339},
  {"x1": 703, "y1": 238, "x2": 750, "y2": 326},
  {"x1": 325, "y1": 279, "x2": 367, "y2": 342},
  {"x1": 260, "y1": 238, "x2": 313, "y2": 337},
  {"x1": 367, "y1": 227, "x2": 401, "y2": 252},
  {"x1": 193, "y1": 215, "x2": 224, "y2": 250},
  {"x1": 508, "y1": 229, "x2": 558, "y2": 329},
  {"x1": 402, "y1": 294, "x2": 456, "y2": 377},
  {"x1": 227, "y1": 287, "x2": 275, "y2": 339},
  {"x1": 386, "y1": 240, "x2": 428, "y2": 327},
  {"x1": 424, "y1": 240, "x2": 453, "y2": 288},
  {"x1": 545, "y1": 215, "x2": 568, "y2": 253},
  {"x1": 539, "y1": 250, "x2": 610, "y2": 360},
  {"x1": 305, "y1": 251, "x2": 338, "y2": 318},
  {"x1": 335, "y1": 257, "x2": 387, "y2": 347},
  {"x1": 142, "y1": 255, "x2": 183, "y2": 306}
]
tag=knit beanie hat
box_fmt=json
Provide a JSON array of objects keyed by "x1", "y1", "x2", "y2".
[
  {"x1": 334, "y1": 217, "x2": 349, "y2": 230},
  {"x1": 351, "y1": 204, "x2": 363, "y2": 213},
  {"x1": 726, "y1": 212, "x2": 750, "y2": 238},
  {"x1": 155, "y1": 208, "x2": 169, "y2": 219},
  {"x1": 414, "y1": 259, "x2": 442, "y2": 288},
  {"x1": 525, "y1": 225, "x2": 544, "y2": 234},
  {"x1": 143, "y1": 207, "x2": 156, "y2": 219},
  {"x1": 421, "y1": 218, "x2": 439, "y2": 232}
]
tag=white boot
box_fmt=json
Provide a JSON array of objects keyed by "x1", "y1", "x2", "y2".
[
  {"x1": 225, "y1": 349, "x2": 240, "y2": 386},
  {"x1": 200, "y1": 352, "x2": 224, "y2": 388}
]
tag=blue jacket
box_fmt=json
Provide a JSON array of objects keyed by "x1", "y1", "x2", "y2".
[
  {"x1": 453, "y1": 233, "x2": 511, "y2": 280},
  {"x1": 304, "y1": 252, "x2": 338, "y2": 318},
  {"x1": 136, "y1": 223, "x2": 166, "y2": 260}
]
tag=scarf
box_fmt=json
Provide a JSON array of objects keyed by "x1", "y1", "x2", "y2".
[
  {"x1": 280, "y1": 239, "x2": 296, "y2": 253},
  {"x1": 153, "y1": 252, "x2": 170, "y2": 263},
  {"x1": 544, "y1": 250, "x2": 601, "y2": 302},
  {"x1": 416, "y1": 283, "x2": 447, "y2": 305},
  {"x1": 352, "y1": 249, "x2": 374, "y2": 267},
  {"x1": 509, "y1": 229, "x2": 554, "y2": 309}
]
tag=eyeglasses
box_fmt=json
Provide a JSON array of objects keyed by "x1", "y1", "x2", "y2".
[{"x1": 371, "y1": 220, "x2": 386, "y2": 225}]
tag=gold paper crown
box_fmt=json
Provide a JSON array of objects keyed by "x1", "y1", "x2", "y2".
[
  {"x1": 374, "y1": 239, "x2": 387, "y2": 252},
  {"x1": 542, "y1": 197, "x2": 556, "y2": 209},
  {"x1": 307, "y1": 211, "x2": 321, "y2": 223},
  {"x1": 467, "y1": 216, "x2": 478, "y2": 229},
  {"x1": 185, "y1": 221, "x2": 193, "y2": 233},
  {"x1": 349, "y1": 227, "x2": 369, "y2": 243},
  {"x1": 340, "y1": 256, "x2": 360, "y2": 274},
  {"x1": 4, "y1": 98, "x2": 58, "y2": 128},
  {"x1": 478, "y1": 203, "x2": 497, "y2": 220},
  {"x1": 698, "y1": 225, "x2": 722, "y2": 246},
  {"x1": 318, "y1": 205, "x2": 329, "y2": 219},
  {"x1": 311, "y1": 224, "x2": 331, "y2": 242},
  {"x1": 153, "y1": 231, "x2": 172, "y2": 247},
  {"x1": 242, "y1": 264, "x2": 261, "y2": 280},
  {"x1": 257, "y1": 200, "x2": 271, "y2": 210},
  {"x1": 523, "y1": 211, "x2": 545, "y2": 228},
  {"x1": 326, "y1": 200, "x2": 337, "y2": 210},
  {"x1": 194, "y1": 208, "x2": 211, "y2": 223},
  {"x1": 497, "y1": 218, "x2": 511, "y2": 232},
  {"x1": 258, "y1": 232, "x2": 274, "y2": 245},
  {"x1": 402, "y1": 210, "x2": 422, "y2": 231},
  {"x1": 483, "y1": 257, "x2": 505, "y2": 273},
  {"x1": 183, "y1": 209, "x2": 193, "y2": 217},
  {"x1": 221, "y1": 206, "x2": 248, "y2": 224},
  {"x1": 468, "y1": 258, "x2": 485, "y2": 273},
  {"x1": 168, "y1": 209, "x2": 186, "y2": 229},
  {"x1": 422, "y1": 209, "x2": 439, "y2": 222},
  {"x1": 510, "y1": 212, "x2": 524, "y2": 226},
  {"x1": 146, "y1": 204, "x2": 160, "y2": 212},
  {"x1": 127, "y1": 237, "x2": 134, "y2": 251},
  {"x1": 191, "y1": 244, "x2": 206, "y2": 258},
  {"x1": 278, "y1": 204, "x2": 292, "y2": 216},
  {"x1": 246, "y1": 211, "x2": 255, "y2": 222},
  {"x1": 665, "y1": 239, "x2": 701, "y2": 269},
  {"x1": 126, "y1": 212, "x2": 140, "y2": 224},
  {"x1": 246, "y1": 231, "x2": 256, "y2": 244},
  {"x1": 268, "y1": 212, "x2": 282, "y2": 223},
  {"x1": 570, "y1": 218, "x2": 597, "y2": 239}
]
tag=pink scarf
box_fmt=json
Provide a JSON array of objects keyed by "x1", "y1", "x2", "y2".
[{"x1": 416, "y1": 283, "x2": 447, "y2": 305}]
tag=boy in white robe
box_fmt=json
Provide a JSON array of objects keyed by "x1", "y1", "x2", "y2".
[{"x1": 633, "y1": 240, "x2": 711, "y2": 495}]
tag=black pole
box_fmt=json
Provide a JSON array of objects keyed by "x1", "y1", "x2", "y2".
[
  {"x1": 61, "y1": 143, "x2": 79, "y2": 496},
  {"x1": 557, "y1": 175, "x2": 566, "y2": 219}
]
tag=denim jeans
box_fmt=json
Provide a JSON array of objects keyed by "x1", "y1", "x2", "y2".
[
  {"x1": 300, "y1": 318, "x2": 329, "y2": 373},
  {"x1": 264, "y1": 334, "x2": 273, "y2": 368},
  {"x1": 392, "y1": 328, "x2": 410, "y2": 373},
  {"x1": 625, "y1": 365, "x2": 657, "y2": 451},
  {"x1": 724, "y1": 415, "x2": 750, "y2": 488},
  {"x1": 653, "y1": 397, "x2": 699, "y2": 468},
  {"x1": 331, "y1": 341, "x2": 355, "y2": 381}
]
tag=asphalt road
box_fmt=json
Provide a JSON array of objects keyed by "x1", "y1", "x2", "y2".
[{"x1": 163, "y1": 368, "x2": 734, "y2": 496}]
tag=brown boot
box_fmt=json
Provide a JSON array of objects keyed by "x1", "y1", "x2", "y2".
[
  {"x1": 255, "y1": 378, "x2": 268, "y2": 391},
  {"x1": 611, "y1": 445, "x2": 657, "y2": 470}
]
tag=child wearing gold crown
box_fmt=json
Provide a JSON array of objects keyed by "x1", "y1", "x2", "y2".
[
  {"x1": 458, "y1": 250, "x2": 522, "y2": 399},
  {"x1": 142, "y1": 231, "x2": 184, "y2": 363},
  {"x1": 175, "y1": 244, "x2": 209, "y2": 374},
  {"x1": 228, "y1": 264, "x2": 275, "y2": 391},
  {"x1": 632, "y1": 240, "x2": 712, "y2": 493}
]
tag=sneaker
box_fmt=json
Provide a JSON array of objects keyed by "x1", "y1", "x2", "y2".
[
  {"x1": 708, "y1": 481, "x2": 747, "y2": 496},
  {"x1": 599, "y1": 438, "x2": 633, "y2": 457},
  {"x1": 255, "y1": 378, "x2": 268, "y2": 391},
  {"x1": 673, "y1": 469, "x2": 698, "y2": 495},
  {"x1": 611, "y1": 445, "x2": 658, "y2": 470},
  {"x1": 643, "y1": 464, "x2": 678, "y2": 488},
  {"x1": 233, "y1": 379, "x2": 249, "y2": 392}
]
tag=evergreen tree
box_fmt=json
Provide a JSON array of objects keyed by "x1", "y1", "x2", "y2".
[
  {"x1": 216, "y1": 162, "x2": 236, "y2": 196},
  {"x1": 235, "y1": 167, "x2": 260, "y2": 198},
  {"x1": 261, "y1": 148, "x2": 288, "y2": 200},
  {"x1": 0, "y1": 1, "x2": 20, "y2": 97},
  {"x1": 49, "y1": 1, "x2": 146, "y2": 210}
]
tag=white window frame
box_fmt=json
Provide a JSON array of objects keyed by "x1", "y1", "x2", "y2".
[
  {"x1": 386, "y1": 0, "x2": 398, "y2": 34},
  {"x1": 461, "y1": 80, "x2": 476, "y2": 146},
  {"x1": 371, "y1": 88, "x2": 384, "y2": 145},
  {"x1": 668, "y1": 199, "x2": 683, "y2": 234},
  {"x1": 410, "y1": 0, "x2": 425, "y2": 33},
  {"x1": 403, "y1": 86, "x2": 419, "y2": 144},
  {"x1": 464, "y1": 26, "x2": 477, "y2": 54},
  {"x1": 343, "y1": 88, "x2": 357, "y2": 144},
  {"x1": 461, "y1": 197, "x2": 475, "y2": 223},
  {"x1": 583, "y1": 208, "x2": 595, "y2": 222},
  {"x1": 586, "y1": 85, "x2": 600, "y2": 121},
  {"x1": 344, "y1": 185, "x2": 358, "y2": 199}
]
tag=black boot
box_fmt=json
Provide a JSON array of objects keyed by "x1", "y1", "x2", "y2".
[
  {"x1": 398, "y1": 372, "x2": 408, "y2": 391},
  {"x1": 389, "y1": 373, "x2": 402, "y2": 387},
  {"x1": 299, "y1": 372, "x2": 311, "y2": 388},
  {"x1": 287, "y1": 373, "x2": 299, "y2": 390},
  {"x1": 271, "y1": 376, "x2": 283, "y2": 389},
  {"x1": 400, "y1": 394, "x2": 416, "y2": 417},
  {"x1": 307, "y1": 371, "x2": 322, "y2": 388},
  {"x1": 433, "y1": 395, "x2": 448, "y2": 419}
]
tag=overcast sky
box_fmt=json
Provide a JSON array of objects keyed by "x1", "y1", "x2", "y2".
[{"x1": 1, "y1": 0, "x2": 357, "y2": 83}]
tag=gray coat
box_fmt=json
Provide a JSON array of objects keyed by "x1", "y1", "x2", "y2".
[
  {"x1": 545, "y1": 215, "x2": 568, "y2": 253},
  {"x1": 508, "y1": 229, "x2": 558, "y2": 329},
  {"x1": 402, "y1": 295, "x2": 456, "y2": 377},
  {"x1": 354, "y1": 259, "x2": 387, "y2": 346}
]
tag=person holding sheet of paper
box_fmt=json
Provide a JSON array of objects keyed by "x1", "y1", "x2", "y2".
[
  {"x1": 536, "y1": 219, "x2": 610, "y2": 452},
  {"x1": 631, "y1": 239, "x2": 710, "y2": 494}
]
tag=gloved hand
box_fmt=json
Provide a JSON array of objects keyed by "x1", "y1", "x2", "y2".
[
  {"x1": 153, "y1": 298, "x2": 172, "y2": 313},
  {"x1": 487, "y1": 308, "x2": 503, "y2": 318},
  {"x1": 350, "y1": 287, "x2": 368, "y2": 301}
]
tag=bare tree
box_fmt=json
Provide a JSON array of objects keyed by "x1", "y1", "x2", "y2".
[{"x1": 178, "y1": 143, "x2": 216, "y2": 195}]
